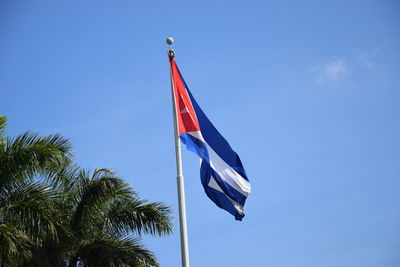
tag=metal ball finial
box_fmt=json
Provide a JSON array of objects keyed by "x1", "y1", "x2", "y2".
[{"x1": 166, "y1": 37, "x2": 174, "y2": 45}]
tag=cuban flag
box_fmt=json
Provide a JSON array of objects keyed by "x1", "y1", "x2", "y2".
[{"x1": 169, "y1": 57, "x2": 251, "y2": 221}]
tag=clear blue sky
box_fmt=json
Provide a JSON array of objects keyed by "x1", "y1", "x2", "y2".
[{"x1": 1, "y1": 1, "x2": 399, "y2": 266}]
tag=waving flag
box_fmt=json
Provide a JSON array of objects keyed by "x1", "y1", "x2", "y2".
[{"x1": 169, "y1": 57, "x2": 251, "y2": 220}]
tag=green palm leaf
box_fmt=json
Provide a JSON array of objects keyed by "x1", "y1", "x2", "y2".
[
  {"x1": 0, "y1": 223, "x2": 32, "y2": 266},
  {"x1": 78, "y1": 236, "x2": 159, "y2": 267},
  {"x1": 0, "y1": 131, "x2": 72, "y2": 189},
  {"x1": 0, "y1": 115, "x2": 6, "y2": 141},
  {"x1": 70, "y1": 169, "x2": 126, "y2": 234},
  {"x1": 106, "y1": 196, "x2": 173, "y2": 237},
  {"x1": 0, "y1": 182, "x2": 69, "y2": 245}
]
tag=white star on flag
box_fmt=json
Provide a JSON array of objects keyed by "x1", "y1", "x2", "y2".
[{"x1": 180, "y1": 107, "x2": 189, "y2": 114}]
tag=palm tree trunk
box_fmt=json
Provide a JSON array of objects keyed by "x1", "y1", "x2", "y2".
[{"x1": 68, "y1": 256, "x2": 78, "y2": 267}]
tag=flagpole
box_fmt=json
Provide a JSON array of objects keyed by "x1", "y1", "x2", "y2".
[{"x1": 167, "y1": 37, "x2": 190, "y2": 267}]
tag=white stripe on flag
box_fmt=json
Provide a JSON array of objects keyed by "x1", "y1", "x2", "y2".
[
  {"x1": 208, "y1": 175, "x2": 244, "y2": 215},
  {"x1": 188, "y1": 131, "x2": 251, "y2": 197}
]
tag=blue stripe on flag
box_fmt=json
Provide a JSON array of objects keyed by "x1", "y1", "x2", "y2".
[
  {"x1": 208, "y1": 166, "x2": 247, "y2": 206},
  {"x1": 180, "y1": 133, "x2": 209, "y2": 161},
  {"x1": 180, "y1": 132, "x2": 247, "y2": 207},
  {"x1": 200, "y1": 160, "x2": 245, "y2": 221}
]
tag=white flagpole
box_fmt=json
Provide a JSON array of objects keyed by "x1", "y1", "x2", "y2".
[{"x1": 167, "y1": 37, "x2": 190, "y2": 267}]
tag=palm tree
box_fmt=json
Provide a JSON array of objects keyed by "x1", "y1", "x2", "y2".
[
  {"x1": 0, "y1": 115, "x2": 172, "y2": 266},
  {"x1": 0, "y1": 115, "x2": 73, "y2": 266},
  {"x1": 55, "y1": 167, "x2": 172, "y2": 267}
]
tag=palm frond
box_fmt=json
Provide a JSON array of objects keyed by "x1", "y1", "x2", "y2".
[
  {"x1": 92, "y1": 168, "x2": 115, "y2": 180},
  {"x1": 77, "y1": 236, "x2": 159, "y2": 267},
  {"x1": 0, "y1": 115, "x2": 6, "y2": 141},
  {"x1": 21, "y1": 244, "x2": 68, "y2": 267},
  {"x1": 70, "y1": 169, "x2": 126, "y2": 234},
  {"x1": 0, "y1": 223, "x2": 32, "y2": 266},
  {"x1": 49, "y1": 164, "x2": 82, "y2": 190},
  {"x1": 1, "y1": 182, "x2": 68, "y2": 245},
  {"x1": 106, "y1": 195, "x2": 173, "y2": 237},
  {"x1": 0, "y1": 131, "x2": 72, "y2": 189}
]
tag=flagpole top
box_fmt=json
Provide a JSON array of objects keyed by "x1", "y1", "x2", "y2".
[
  {"x1": 166, "y1": 37, "x2": 174, "y2": 45},
  {"x1": 166, "y1": 37, "x2": 175, "y2": 58}
]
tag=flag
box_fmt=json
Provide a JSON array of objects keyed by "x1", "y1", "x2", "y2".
[{"x1": 169, "y1": 57, "x2": 251, "y2": 221}]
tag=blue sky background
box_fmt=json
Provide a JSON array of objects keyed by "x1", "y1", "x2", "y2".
[{"x1": 1, "y1": 1, "x2": 399, "y2": 266}]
